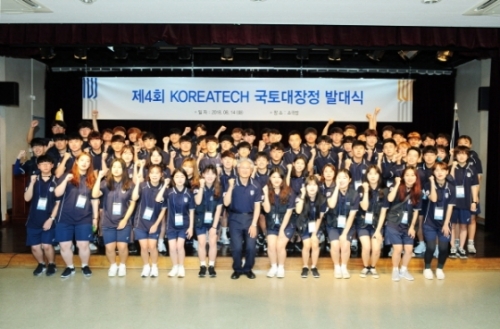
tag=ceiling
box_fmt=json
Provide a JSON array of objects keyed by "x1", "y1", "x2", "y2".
[{"x1": 1, "y1": 0, "x2": 500, "y2": 27}]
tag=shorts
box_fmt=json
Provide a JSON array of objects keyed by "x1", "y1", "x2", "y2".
[
  {"x1": 471, "y1": 203, "x2": 481, "y2": 216},
  {"x1": 167, "y1": 228, "x2": 187, "y2": 240},
  {"x1": 55, "y1": 222, "x2": 93, "y2": 243},
  {"x1": 327, "y1": 226, "x2": 355, "y2": 242},
  {"x1": 196, "y1": 223, "x2": 220, "y2": 236},
  {"x1": 451, "y1": 208, "x2": 471, "y2": 225},
  {"x1": 134, "y1": 228, "x2": 160, "y2": 241},
  {"x1": 102, "y1": 226, "x2": 132, "y2": 244},
  {"x1": 267, "y1": 224, "x2": 296, "y2": 239},
  {"x1": 384, "y1": 225, "x2": 414, "y2": 246},
  {"x1": 357, "y1": 226, "x2": 376, "y2": 238},
  {"x1": 301, "y1": 230, "x2": 322, "y2": 240},
  {"x1": 26, "y1": 227, "x2": 56, "y2": 246},
  {"x1": 423, "y1": 224, "x2": 450, "y2": 243}
]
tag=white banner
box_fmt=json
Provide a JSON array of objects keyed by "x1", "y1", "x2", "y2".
[{"x1": 82, "y1": 77, "x2": 413, "y2": 122}]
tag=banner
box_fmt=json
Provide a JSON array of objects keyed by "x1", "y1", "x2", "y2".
[{"x1": 82, "y1": 77, "x2": 413, "y2": 122}]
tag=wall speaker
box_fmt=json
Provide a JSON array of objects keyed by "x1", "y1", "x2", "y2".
[
  {"x1": 0, "y1": 82, "x2": 19, "y2": 106},
  {"x1": 478, "y1": 86, "x2": 489, "y2": 112}
]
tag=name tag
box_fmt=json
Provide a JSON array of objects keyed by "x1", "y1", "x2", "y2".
[
  {"x1": 354, "y1": 181, "x2": 361, "y2": 190},
  {"x1": 76, "y1": 195, "x2": 87, "y2": 209},
  {"x1": 37, "y1": 197, "x2": 47, "y2": 211},
  {"x1": 337, "y1": 215, "x2": 346, "y2": 228},
  {"x1": 273, "y1": 214, "x2": 280, "y2": 225},
  {"x1": 204, "y1": 212, "x2": 213, "y2": 224},
  {"x1": 175, "y1": 213, "x2": 183, "y2": 227},
  {"x1": 112, "y1": 202, "x2": 122, "y2": 216},
  {"x1": 401, "y1": 211, "x2": 408, "y2": 225},
  {"x1": 308, "y1": 221, "x2": 316, "y2": 233},
  {"x1": 456, "y1": 185, "x2": 465, "y2": 198},
  {"x1": 386, "y1": 180, "x2": 393, "y2": 188},
  {"x1": 434, "y1": 207, "x2": 444, "y2": 220},
  {"x1": 143, "y1": 207, "x2": 153, "y2": 221},
  {"x1": 365, "y1": 212, "x2": 374, "y2": 225}
]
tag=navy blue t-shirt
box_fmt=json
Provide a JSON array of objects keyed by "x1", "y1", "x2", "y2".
[
  {"x1": 453, "y1": 164, "x2": 479, "y2": 209},
  {"x1": 134, "y1": 181, "x2": 167, "y2": 231},
  {"x1": 423, "y1": 181, "x2": 456, "y2": 228},
  {"x1": 99, "y1": 180, "x2": 135, "y2": 228},
  {"x1": 56, "y1": 173, "x2": 96, "y2": 225},
  {"x1": 25, "y1": 176, "x2": 59, "y2": 229},
  {"x1": 163, "y1": 187, "x2": 195, "y2": 230}
]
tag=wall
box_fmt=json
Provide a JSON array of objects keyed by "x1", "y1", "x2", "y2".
[
  {"x1": 455, "y1": 59, "x2": 490, "y2": 220},
  {"x1": 0, "y1": 58, "x2": 46, "y2": 222}
]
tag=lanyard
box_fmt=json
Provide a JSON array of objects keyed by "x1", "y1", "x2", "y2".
[
  {"x1": 38, "y1": 177, "x2": 52, "y2": 199},
  {"x1": 204, "y1": 186, "x2": 214, "y2": 213},
  {"x1": 172, "y1": 187, "x2": 186, "y2": 214}
]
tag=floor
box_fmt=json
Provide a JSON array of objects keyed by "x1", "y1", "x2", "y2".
[{"x1": 0, "y1": 268, "x2": 499, "y2": 329}]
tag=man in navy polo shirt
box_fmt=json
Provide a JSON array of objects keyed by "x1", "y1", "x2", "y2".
[{"x1": 223, "y1": 158, "x2": 263, "y2": 279}]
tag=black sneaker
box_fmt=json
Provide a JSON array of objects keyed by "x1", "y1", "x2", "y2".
[
  {"x1": 61, "y1": 267, "x2": 75, "y2": 278},
  {"x1": 301, "y1": 267, "x2": 309, "y2": 278},
  {"x1": 82, "y1": 266, "x2": 92, "y2": 277},
  {"x1": 208, "y1": 266, "x2": 216, "y2": 277},
  {"x1": 198, "y1": 265, "x2": 207, "y2": 277},
  {"x1": 449, "y1": 248, "x2": 457, "y2": 259},
  {"x1": 33, "y1": 263, "x2": 46, "y2": 276},
  {"x1": 311, "y1": 267, "x2": 320, "y2": 278},
  {"x1": 46, "y1": 263, "x2": 57, "y2": 276},
  {"x1": 457, "y1": 248, "x2": 468, "y2": 259}
]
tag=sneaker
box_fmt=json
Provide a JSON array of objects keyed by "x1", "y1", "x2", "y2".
[
  {"x1": 457, "y1": 247, "x2": 468, "y2": 259},
  {"x1": 391, "y1": 268, "x2": 400, "y2": 282},
  {"x1": 33, "y1": 263, "x2": 46, "y2": 276},
  {"x1": 334, "y1": 268, "x2": 342, "y2": 279},
  {"x1": 414, "y1": 241, "x2": 426, "y2": 254},
  {"x1": 360, "y1": 267, "x2": 370, "y2": 278},
  {"x1": 433, "y1": 245, "x2": 439, "y2": 258},
  {"x1": 351, "y1": 239, "x2": 358, "y2": 252},
  {"x1": 177, "y1": 266, "x2": 185, "y2": 278},
  {"x1": 341, "y1": 268, "x2": 350, "y2": 279},
  {"x1": 54, "y1": 244, "x2": 60, "y2": 252},
  {"x1": 199, "y1": 265, "x2": 207, "y2": 277},
  {"x1": 400, "y1": 269, "x2": 414, "y2": 281},
  {"x1": 276, "y1": 267, "x2": 285, "y2": 278},
  {"x1": 467, "y1": 243, "x2": 477, "y2": 254},
  {"x1": 82, "y1": 266, "x2": 92, "y2": 277},
  {"x1": 301, "y1": 267, "x2": 309, "y2": 278},
  {"x1": 89, "y1": 243, "x2": 98, "y2": 251},
  {"x1": 388, "y1": 247, "x2": 393, "y2": 257},
  {"x1": 454, "y1": 239, "x2": 459, "y2": 249},
  {"x1": 371, "y1": 268, "x2": 379, "y2": 279},
  {"x1": 208, "y1": 266, "x2": 217, "y2": 277},
  {"x1": 311, "y1": 267, "x2": 320, "y2": 278},
  {"x1": 449, "y1": 248, "x2": 457, "y2": 259},
  {"x1": 141, "y1": 265, "x2": 151, "y2": 277},
  {"x1": 436, "y1": 269, "x2": 446, "y2": 280},
  {"x1": 219, "y1": 236, "x2": 230, "y2": 245},
  {"x1": 423, "y1": 268, "x2": 434, "y2": 280},
  {"x1": 118, "y1": 264, "x2": 126, "y2": 277},
  {"x1": 61, "y1": 267, "x2": 75, "y2": 278},
  {"x1": 193, "y1": 240, "x2": 199, "y2": 251},
  {"x1": 158, "y1": 239, "x2": 167, "y2": 252},
  {"x1": 108, "y1": 263, "x2": 118, "y2": 277},
  {"x1": 168, "y1": 265, "x2": 179, "y2": 277},
  {"x1": 150, "y1": 265, "x2": 159, "y2": 278},
  {"x1": 46, "y1": 263, "x2": 56, "y2": 276},
  {"x1": 267, "y1": 267, "x2": 278, "y2": 278}
]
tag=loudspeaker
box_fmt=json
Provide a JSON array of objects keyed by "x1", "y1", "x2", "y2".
[
  {"x1": 478, "y1": 87, "x2": 489, "y2": 111},
  {"x1": 0, "y1": 82, "x2": 19, "y2": 106}
]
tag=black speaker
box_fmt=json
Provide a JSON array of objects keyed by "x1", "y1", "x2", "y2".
[
  {"x1": 478, "y1": 87, "x2": 489, "y2": 111},
  {"x1": 0, "y1": 82, "x2": 19, "y2": 106}
]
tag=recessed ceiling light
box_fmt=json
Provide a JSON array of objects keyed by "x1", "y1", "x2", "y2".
[
  {"x1": 422, "y1": 0, "x2": 441, "y2": 3},
  {"x1": 80, "y1": 0, "x2": 97, "y2": 4}
]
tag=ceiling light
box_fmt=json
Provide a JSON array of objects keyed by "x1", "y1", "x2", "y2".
[
  {"x1": 422, "y1": 0, "x2": 441, "y2": 3},
  {"x1": 398, "y1": 50, "x2": 419, "y2": 60},
  {"x1": 259, "y1": 48, "x2": 271, "y2": 61},
  {"x1": 366, "y1": 50, "x2": 385, "y2": 61},
  {"x1": 80, "y1": 0, "x2": 97, "y2": 4},
  {"x1": 221, "y1": 48, "x2": 234, "y2": 61},
  {"x1": 39, "y1": 47, "x2": 55, "y2": 60},
  {"x1": 437, "y1": 50, "x2": 453, "y2": 62},
  {"x1": 178, "y1": 47, "x2": 192, "y2": 61},
  {"x1": 145, "y1": 47, "x2": 160, "y2": 60},
  {"x1": 296, "y1": 49, "x2": 309, "y2": 61},
  {"x1": 328, "y1": 49, "x2": 342, "y2": 61},
  {"x1": 74, "y1": 48, "x2": 87, "y2": 60}
]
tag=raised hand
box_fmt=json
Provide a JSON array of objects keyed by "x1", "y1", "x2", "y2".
[{"x1": 31, "y1": 120, "x2": 39, "y2": 128}]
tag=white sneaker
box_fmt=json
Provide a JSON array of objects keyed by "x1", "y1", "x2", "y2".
[
  {"x1": 158, "y1": 239, "x2": 167, "y2": 252},
  {"x1": 267, "y1": 267, "x2": 278, "y2": 278},
  {"x1": 118, "y1": 264, "x2": 126, "y2": 277},
  {"x1": 360, "y1": 267, "x2": 370, "y2": 278},
  {"x1": 423, "y1": 268, "x2": 434, "y2": 280},
  {"x1": 141, "y1": 265, "x2": 151, "y2": 277},
  {"x1": 341, "y1": 268, "x2": 350, "y2": 279},
  {"x1": 414, "y1": 241, "x2": 426, "y2": 254},
  {"x1": 150, "y1": 265, "x2": 159, "y2": 278},
  {"x1": 467, "y1": 243, "x2": 477, "y2": 254},
  {"x1": 177, "y1": 266, "x2": 185, "y2": 278},
  {"x1": 334, "y1": 268, "x2": 342, "y2": 279},
  {"x1": 108, "y1": 263, "x2": 118, "y2": 277},
  {"x1": 371, "y1": 268, "x2": 379, "y2": 279},
  {"x1": 54, "y1": 244, "x2": 60, "y2": 251},
  {"x1": 276, "y1": 267, "x2": 285, "y2": 278},
  {"x1": 392, "y1": 269, "x2": 400, "y2": 282},
  {"x1": 433, "y1": 245, "x2": 439, "y2": 258},
  {"x1": 436, "y1": 269, "x2": 445, "y2": 280},
  {"x1": 388, "y1": 247, "x2": 393, "y2": 257},
  {"x1": 193, "y1": 240, "x2": 199, "y2": 251},
  {"x1": 400, "y1": 269, "x2": 414, "y2": 281},
  {"x1": 168, "y1": 265, "x2": 179, "y2": 277},
  {"x1": 89, "y1": 243, "x2": 98, "y2": 251},
  {"x1": 219, "y1": 236, "x2": 230, "y2": 245}
]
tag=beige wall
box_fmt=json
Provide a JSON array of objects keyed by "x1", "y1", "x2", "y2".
[{"x1": 0, "y1": 58, "x2": 46, "y2": 221}]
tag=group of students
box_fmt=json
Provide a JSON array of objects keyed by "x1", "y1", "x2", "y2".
[{"x1": 17, "y1": 107, "x2": 482, "y2": 282}]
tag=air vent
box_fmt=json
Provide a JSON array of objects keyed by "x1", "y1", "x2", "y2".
[
  {"x1": 0, "y1": 0, "x2": 52, "y2": 14},
  {"x1": 463, "y1": 0, "x2": 500, "y2": 16}
]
